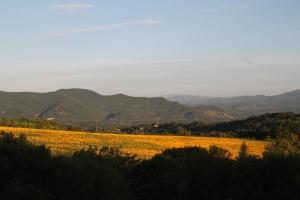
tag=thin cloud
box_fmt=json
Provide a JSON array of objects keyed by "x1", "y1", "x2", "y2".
[
  {"x1": 203, "y1": 5, "x2": 248, "y2": 13},
  {"x1": 37, "y1": 19, "x2": 162, "y2": 38},
  {"x1": 48, "y1": 3, "x2": 94, "y2": 12},
  {"x1": 32, "y1": 55, "x2": 300, "y2": 77},
  {"x1": 279, "y1": 30, "x2": 300, "y2": 36}
]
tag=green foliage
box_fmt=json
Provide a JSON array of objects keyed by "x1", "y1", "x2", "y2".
[
  {"x1": 175, "y1": 127, "x2": 191, "y2": 136},
  {"x1": 209, "y1": 145, "x2": 232, "y2": 159},
  {"x1": 0, "y1": 133, "x2": 135, "y2": 200},
  {"x1": 1, "y1": 132, "x2": 300, "y2": 199},
  {"x1": 0, "y1": 118, "x2": 65, "y2": 130},
  {"x1": 123, "y1": 113, "x2": 300, "y2": 140},
  {"x1": 131, "y1": 146, "x2": 300, "y2": 200},
  {"x1": 265, "y1": 133, "x2": 300, "y2": 156},
  {"x1": 238, "y1": 142, "x2": 249, "y2": 159}
]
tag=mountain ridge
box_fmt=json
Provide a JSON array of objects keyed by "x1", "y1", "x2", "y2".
[
  {"x1": 0, "y1": 88, "x2": 232, "y2": 126},
  {"x1": 165, "y1": 89, "x2": 300, "y2": 118}
]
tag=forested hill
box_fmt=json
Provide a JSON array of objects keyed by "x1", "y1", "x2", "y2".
[
  {"x1": 122, "y1": 113, "x2": 300, "y2": 140},
  {"x1": 0, "y1": 89, "x2": 233, "y2": 126},
  {"x1": 166, "y1": 89, "x2": 300, "y2": 118}
]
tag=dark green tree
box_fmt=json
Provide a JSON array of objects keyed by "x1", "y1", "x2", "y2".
[{"x1": 238, "y1": 142, "x2": 249, "y2": 159}]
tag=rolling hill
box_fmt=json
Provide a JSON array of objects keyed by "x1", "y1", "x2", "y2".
[
  {"x1": 0, "y1": 89, "x2": 233, "y2": 126},
  {"x1": 166, "y1": 89, "x2": 300, "y2": 118}
]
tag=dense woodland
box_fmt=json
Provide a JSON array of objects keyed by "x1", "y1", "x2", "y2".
[
  {"x1": 0, "y1": 130, "x2": 300, "y2": 200},
  {"x1": 0, "y1": 118, "x2": 65, "y2": 130},
  {"x1": 0, "y1": 118, "x2": 81, "y2": 131},
  {"x1": 1, "y1": 113, "x2": 300, "y2": 142},
  {"x1": 123, "y1": 113, "x2": 300, "y2": 140}
]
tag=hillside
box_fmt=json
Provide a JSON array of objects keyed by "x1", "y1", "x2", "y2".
[
  {"x1": 0, "y1": 89, "x2": 233, "y2": 126},
  {"x1": 123, "y1": 112, "x2": 300, "y2": 140},
  {"x1": 166, "y1": 89, "x2": 300, "y2": 118}
]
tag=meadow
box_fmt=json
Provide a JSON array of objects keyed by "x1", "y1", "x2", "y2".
[{"x1": 0, "y1": 126, "x2": 269, "y2": 159}]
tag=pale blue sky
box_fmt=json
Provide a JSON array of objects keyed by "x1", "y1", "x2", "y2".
[{"x1": 1, "y1": 0, "x2": 300, "y2": 96}]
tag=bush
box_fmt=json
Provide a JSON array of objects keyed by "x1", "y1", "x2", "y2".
[
  {"x1": 1, "y1": 133, "x2": 300, "y2": 200},
  {"x1": 0, "y1": 133, "x2": 135, "y2": 200}
]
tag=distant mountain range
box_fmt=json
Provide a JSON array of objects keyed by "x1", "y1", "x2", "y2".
[
  {"x1": 165, "y1": 89, "x2": 300, "y2": 118},
  {"x1": 0, "y1": 89, "x2": 232, "y2": 126},
  {"x1": 1, "y1": 88, "x2": 300, "y2": 126}
]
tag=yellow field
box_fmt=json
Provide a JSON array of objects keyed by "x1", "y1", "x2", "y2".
[{"x1": 0, "y1": 126, "x2": 269, "y2": 159}]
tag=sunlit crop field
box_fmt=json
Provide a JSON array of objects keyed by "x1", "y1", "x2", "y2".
[{"x1": 0, "y1": 126, "x2": 269, "y2": 159}]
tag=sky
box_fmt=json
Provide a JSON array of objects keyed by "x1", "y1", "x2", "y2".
[{"x1": 1, "y1": 0, "x2": 300, "y2": 97}]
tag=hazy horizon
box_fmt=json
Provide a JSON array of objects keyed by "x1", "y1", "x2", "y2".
[
  {"x1": 1, "y1": 1, "x2": 300, "y2": 97},
  {"x1": 1, "y1": 87, "x2": 300, "y2": 99}
]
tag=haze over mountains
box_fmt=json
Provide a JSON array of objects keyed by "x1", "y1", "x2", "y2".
[
  {"x1": 0, "y1": 89, "x2": 231, "y2": 126},
  {"x1": 165, "y1": 89, "x2": 300, "y2": 118},
  {"x1": 1, "y1": 88, "x2": 300, "y2": 126}
]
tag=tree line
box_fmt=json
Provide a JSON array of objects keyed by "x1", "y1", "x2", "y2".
[
  {"x1": 0, "y1": 130, "x2": 300, "y2": 200},
  {"x1": 0, "y1": 118, "x2": 81, "y2": 131},
  {"x1": 2, "y1": 112, "x2": 300, "y2": 141},
  {"x1": 122, "y1": 113, "x2": 300, "y2": 140}
]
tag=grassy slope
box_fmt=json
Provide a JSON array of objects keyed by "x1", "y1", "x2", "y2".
[{"x1": 0, "y1": 126, "x2": 269, "y2": 159}]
